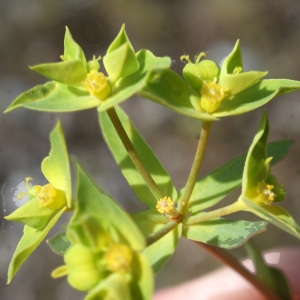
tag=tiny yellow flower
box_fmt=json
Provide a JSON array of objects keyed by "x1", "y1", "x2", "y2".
[
  {"x1": 84, "y1": 70, "x2": 111, "y2": 100},
  {"x1": 200, "y1": 78, "x2": 228, "y2": 113},
  {"x1": 18, "y1": 177, "x2": 67, "y2": 210},
  {"x1": 156, "y1": 196, "x2": 174, "y2": 214},
  {"x1": 103, "y1": 244, "x2": 133, "y2": 274},
  {"x1": 37, "y1": 183, "x2": 67, "y2": 210},
  {"x1": 256, "y1": 181, "x2": 275, "y2": 205}
]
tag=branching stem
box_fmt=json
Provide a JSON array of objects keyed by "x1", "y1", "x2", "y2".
[
  {"x1": 106, "y1": 107, "x2": 163, "y2": 200},
  {"x1": 178, "y1": 121, "x2": 212, "y2": 214}
]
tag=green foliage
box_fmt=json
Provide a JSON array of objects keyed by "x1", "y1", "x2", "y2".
[{"x1": 4, "y1": 25, "x2": 300, "y2": 299}]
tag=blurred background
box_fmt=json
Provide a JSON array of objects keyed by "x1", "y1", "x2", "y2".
[{"x1": 1, "y1": 0, "x2": 300, "y2": 299}]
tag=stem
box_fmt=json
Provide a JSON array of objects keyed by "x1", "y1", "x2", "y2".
[
  {"x1": 106, "y1": 107, "x2": 163, "y2": 200},
  {"x1": 146, "y1": 220, "x2": 178, "y2": 246},
  {"x1": 194, "y1": 242, "x2": 283, "y2": 300},
  {"x1": 185, "y1": 200, "x2": 244, "y2": 225},
  {"x1": 178, "y1": 121, "x2": 212, "y2": 214}
]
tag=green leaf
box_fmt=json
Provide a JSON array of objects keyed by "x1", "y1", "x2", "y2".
[
  {"x1": 103, "y1": 24, "x2": 139, "y2": 83},
  {"x1": 242, "y1": 111, "x2": 269, "y2": 193},
  {"x1": 5, "y1": 198, "x2": 56, "y2": 230},
  {"x1": 214, "y1": 79, "x2": 300, "y2": 118},
  {"x1": 100, "y1": 106, "x2": 177, "y2": 208},
  {"x1": 4, "y1": 81, "x2": 100, "y2": 113},
  {"x1": 42, "y1": 121, "x2": 72, "y2": 207},
  {"x1": 47, "y1": 231, "x2": 71, "y2": 255},
  {"x1": 68, "y1": 162, "x2": 145, "y2": 251},
  {"x1": 7, "y1": 207, "x2": 66, "y2": 283},
  {"x1": 220, "y1": 39, "x2": 243, "y2": 75},
  {"x1": 131, "y1": 210, "x2": 182, "y2": 273},
  {"x1": 98, "y1": 49, "x2": 171, "y2": 113},
  {"x1": 183, "y1": 218, "x2": 266, "y2": 249},
  {"x1": 244, "y1": 241, "x2": 292, "y2": 299},
  {"x1": 85, "y1": 273, "x2": 131, "y2": 300},
  {"x1": 186, "y1": 140, "x2": 291, "y2": 214},
  {"x1": 242, "y1": 198, "x2": 300, "y2": 239},
  {"x1": 62, "y1": 27, "x2": 87, "y2": 63},
  {"x1": 219, "y1": 71, "x2": 267, "y2": 95},
  {"x1": 140, "y1": 68, "x2": 217, "y2": 121},
  {"x1": 30, "y1": 60, "x2": 87, "y2": 85}
]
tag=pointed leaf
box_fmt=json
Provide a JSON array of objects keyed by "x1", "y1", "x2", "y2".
[
  {"x1": 214, "y1": 79, "x2": 300, "y2": 117},
  {"x1": 4, "y1": 81, "x2": 100, "y2": 113},
  {"x1": 30, "y1": 60, "x2": 87, "y2": 85},
  {"x1": 62, "y1": 27, "x2": 87, "y2": 63},
  {"x1": 220, "y1": 39, "x2": 243, "y2": 76},
  {"x1": 5, "y1": 198, "x2": 56, "y2": 230},
  {"x1": 186, "y1": 140, "x2": 291, "y2": 214},
  {"x1": 131, "y1": 210, "x2": 182, "y2": 273},
  {"x1": 100, "y1": 106, "x2": 177, "y2": 208},
  {"x1": 103, "y1": 25, "x2": 139, "y2": 82},
  {"x1": 140, "y1": 68, "x2": 217, "y2": 121},
  {"x1": 7, "y1": 207, "x2": 66, "y2": 283},
  {"x1": 42, "y1": 121, "x2": 72, "y2": 207},
  {"x1": 219, "y1": 71, "x2": 267, "y2": 95},
  {"x1": 183, "y1": 218, "x2": 266, "y2": 248},
  {"x1": 243, "y1": 198, "x2": 300, "y2": 239},
  {"x1": 98, "y1": 49, "x2": 171, "y2": 113},
  {"x1": 69, "y1": 162, "x2": 145, "y2": 251}
]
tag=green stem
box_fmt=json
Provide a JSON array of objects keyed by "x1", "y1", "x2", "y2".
[
  {"x1": 185, "y1": 200, "x2": 244, "y2": 225},
  {"x1": 106, "y1": 107, "x2": 163, "y2": 200},
  {"x1": 178, "y1": 121, "x2": 212, "y2": 214},
  {"x1": 194, "y1": 242, "x2": 283, "y2": 300},
  {"x1": 146, "y1": 220, "x2": 178, "y2": 246}
]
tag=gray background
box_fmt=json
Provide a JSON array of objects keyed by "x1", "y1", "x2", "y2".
[{"x1": 1, "y1": 0, "x2": 300, "y2": 299}]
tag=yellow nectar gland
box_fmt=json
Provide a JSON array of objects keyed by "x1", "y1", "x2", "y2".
[
  {"x1": 200, "y1": 78, "x2": 227, "y2": 114},
  {"x1": 37, "y1": 183, "x2": 67, "y2": 210},
  {"x1": 256, "y1": 181, "x2": 275, "y2": 205},
  {"x1": 103, "y1": 244, "x2": 133, "y2": 274},
  {"x1": 84, "y1": 70, "x2": 111, "y2": 100}
]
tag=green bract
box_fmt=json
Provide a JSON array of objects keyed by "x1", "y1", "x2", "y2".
[
  {"x1": 4, "y1": 25, "x2": 171, "y2": 113},
  {"x1": 237, "y1": 112, "x2": 300, "y2": 238},
  {"x1": 51, "y1": 163, "x2": 153, "y2": 300},
  {"x1": 140, "y1": 40, "x2": 300, "y2": 121},
  {"x1": 5, "y1": 121, "x2": 72, "y2": 283}
]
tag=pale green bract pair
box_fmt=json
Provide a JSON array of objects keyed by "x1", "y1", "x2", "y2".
[{"x1": 4, "y1": 24, "x2": 300, "y2": 300}]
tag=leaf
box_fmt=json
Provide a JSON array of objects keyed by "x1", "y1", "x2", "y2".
[
  {"x1": 4, "y1": 81, "x2": 100, "y2": 113},
  {"x1": 42, "y1": 121, "x2": 72, "y2": 207},
  {"x1": 85, "y1": 273, "x2": 131, "y2": 300},
  {"x1": 98, "y1": 49, "x2": 171, "y2": 113},
  {"x1": 103, "y1": 24, "x2": 139, "y2": 83},
  {"x1": 7, "y1": 207, "x2": 66, "y2": 283},
  {"x1": 100, "y1": 106, "x2": 177, "y2": 208},
  {"x1": 68, "y1": 162, "x2": 145, "y2": 251},
  {"x1": 5, "y1": 198, "x2": 56, "y2": 230},
  {"x1": 183, "y1": 218, "x2": 266, "y2": 249},
  {"x1": 62, "y1": 27, "x2": 87, "y2": 63},
  {"x1": 186, "y1": 140, "x2": 291, "y2": 214},
  {"x1": 47, "y1": 231, "x2": 71, "y2": 255},
  {"x1": 30, "y1": 60, "x2": 87, "y2": 85},
  {"x1": 131, "y1": 209, "x2": 182, "y2": 273},
  {"x1": 242, "y1": 198, "x2": 300, "y2": 239},
  {"x1": 220, "y1": 39, "x2": 243, "y2": 75},
  {"x1": 140, "y1": 68, "x2": 217, "y2": 121},
  {"x1": 214, "y1": 79, "x2": 300, "y2": 117},
  {"x1": 244, "y1": 241, "x2": 292, "y2": 299},
  {"x1": 219, "y1": 71, "x2": 267, "y2": 95}
]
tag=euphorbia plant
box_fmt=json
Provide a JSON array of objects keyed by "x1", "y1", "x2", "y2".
[{"x1": 4, "y1": 25, "x2": 300, "y2": 299}]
